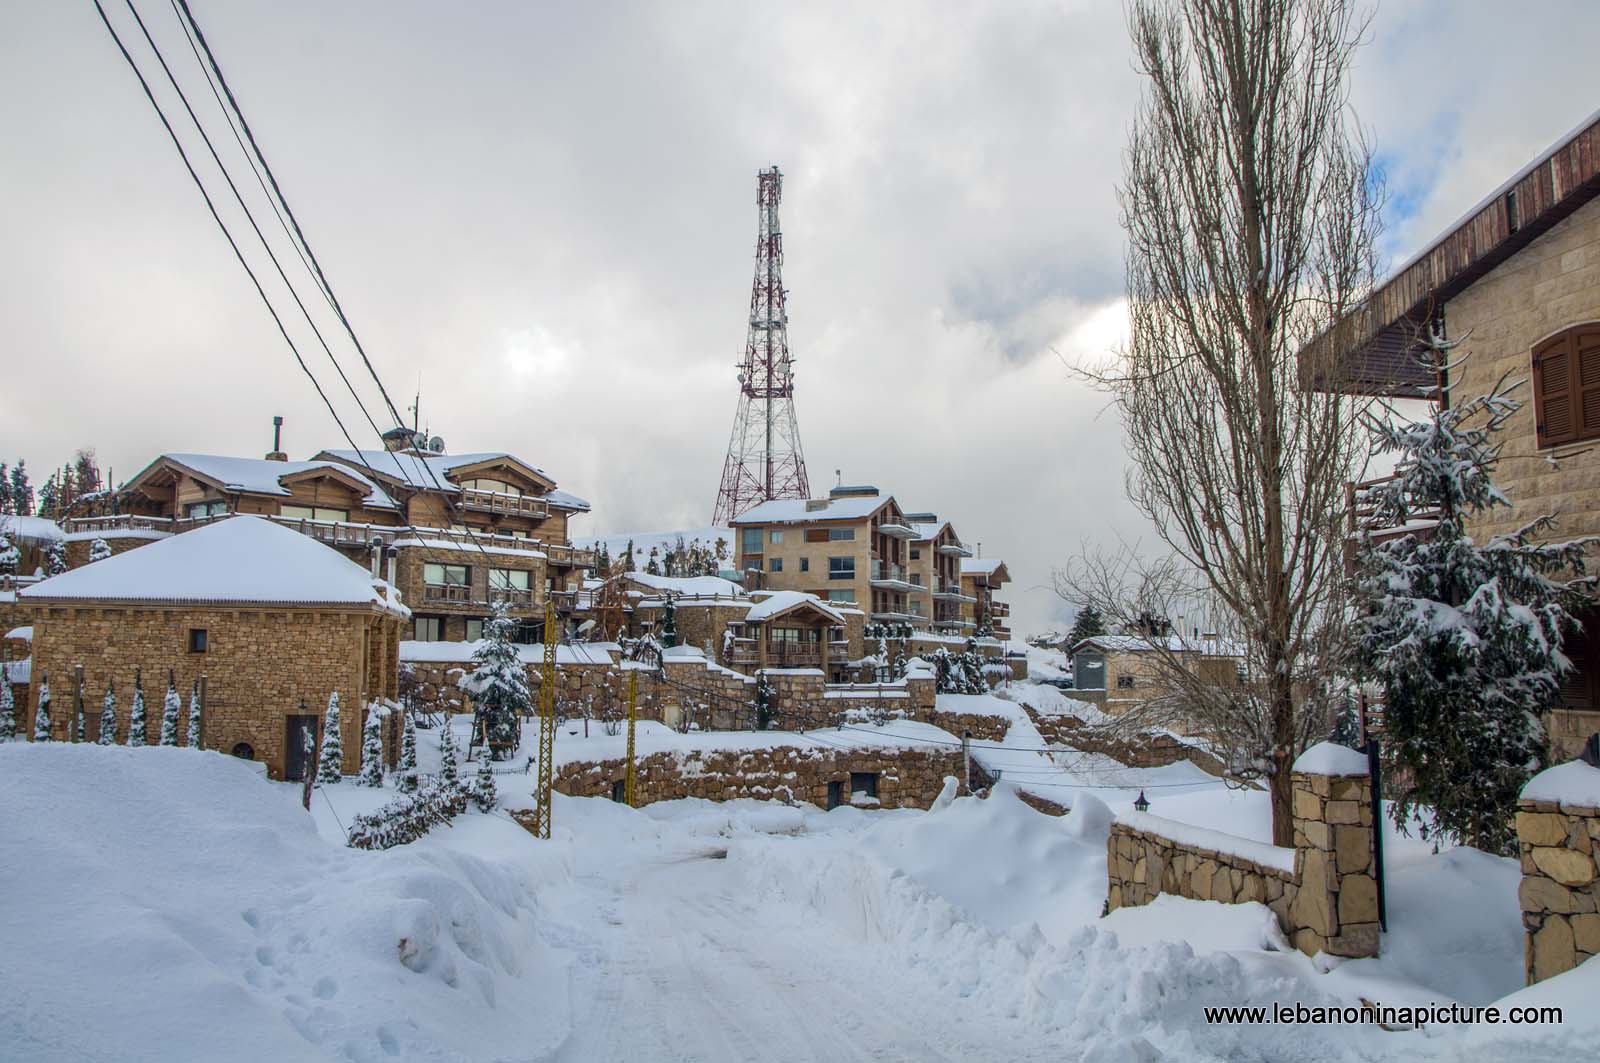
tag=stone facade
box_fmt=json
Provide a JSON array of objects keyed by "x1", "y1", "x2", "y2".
[
  {"x1": 553, "y1": 743, "x2": 976, "y2": 810},
  {"x1": 1027, "y1": 706, "x2": 1225, "y2": 775},
  {"x1": 1107, "y1": 756, "x2": 1379, "y2": 959},
  {"x1": 1515, "y1": 761, "x2": 1600, "y2": 984},
  {"x1": 24, "y1": 602, "x2": 402, "y2": 780}
]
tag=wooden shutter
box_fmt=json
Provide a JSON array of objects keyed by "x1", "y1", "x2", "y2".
[
  {"x1": 1576, "y1": 327, "x2": 1600, "y2": 441},
  {"x1": 1533, "y1": 332, "x2": 1577, "y2": 446}
]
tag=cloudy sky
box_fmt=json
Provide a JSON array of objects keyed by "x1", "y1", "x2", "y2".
[{"x1": 3, "y1": 1, "x2": 1597, "y2": 638}]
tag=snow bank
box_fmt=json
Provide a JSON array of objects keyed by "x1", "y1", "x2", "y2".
[
  {"x1": 1292, "y1": 741, "x2": 1369, "y2": 776},
  {"x1": 1520, "y1": 759, "x2": 1600, "y2": 809},
  {"x1": 0, "y1": 744, "x2": 572, "y2": 1063}
]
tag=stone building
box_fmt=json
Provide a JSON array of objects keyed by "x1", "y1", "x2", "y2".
[
  {"x1": 1324, "y1": 111, "x2": 1600, "y2": 756},
  {"x1": 20, "y1": 514, "x2": 408, "y2": 780},
  {"x1": 59, "y1": 424, "x2": 595, "y2": 646},
  {"x1": 1067, "y1": 634, "x2": 1243, "y2": 733}
]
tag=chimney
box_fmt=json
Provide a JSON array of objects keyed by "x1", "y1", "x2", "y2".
[{"x1": 265, "y1": 416, "x2": 288, "y2": 462}]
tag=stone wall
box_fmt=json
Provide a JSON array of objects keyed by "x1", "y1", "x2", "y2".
[
  {"x1": 1106, "y1": 747, "x2": 1379, "y2": 959},
  {"x1": 553, "y1": 742, "x2": 972, "y2": 810},
  {"x1": 1027, "y1": 706, "x2": 1224, "y2": 775},
  {"x1": 924, "y1": 710, "x2": 1010, "y2": 744},
  {"x1": 25, "y1": 602, "x2": 402, "y2": 779},
  {"x1": 1516, "y1": 760, "x2": 1600, "y2": 984}
]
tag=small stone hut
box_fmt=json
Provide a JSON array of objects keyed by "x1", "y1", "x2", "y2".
[{"x1": 21, "y1": 515, "x2": 408, "y2": 780}]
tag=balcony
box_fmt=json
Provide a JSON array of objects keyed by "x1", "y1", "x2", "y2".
[
  {"x1": 1347, "y1": 472, "x2": 1440, "y2": 539},
  {"x1": 874, "y1": 520, "x2": 917, "y2": 540},
  {"x1": 932, "y1": 580, "x2": 976, "y2": 602},
  {"x1": 488, "y1": 587, "x2": 535, "y2": 607},
  {"x1": 937, "y1": 539, "x2": 973, "y2": 557},
  {"x1": 460, "y1": 488, "x2": 549, "y2": 520},
  {"x1": 870, "y1": 607, "x2": 918, "y2": 623},
  {"x1": 990, "y1": 601, "x2": 1011, "y2": 618},
  {"x1": 725, "y1": 639, "x2": 823, "y2": 669},
  {"x1": 422, "y1": 582, "x2": 472, "y2": 604},
  {"x1": 868, "y1": 561, "x2": 918, "y2": 592}
]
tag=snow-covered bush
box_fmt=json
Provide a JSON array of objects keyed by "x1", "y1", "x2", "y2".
[
  {"x1": 345, "y1": 779, "x2": 470, "y2": 851},
  {"x1": 317, "y1": 691, "x2": 344, "y2": 784},
  {"x1": 159, "y1": 675, "x2": 181, "y2": 746},
  {"x1": 0, "y1": 534, "x2": 18, "y2": 577},
  {"x1": 457, "y1": 602, "x2": 530, "y2": 761},
  {"x1": 97, "y1": 679, "x2": 117, "y2": 745},
  {"x1": 32, "y1": 670, "x2": 51, "y2": 741},
  {"x1": 359, "y1": 702, "x2": 386, "y2": 787},
  {"x1": 44, "y1": 540, "x2": 67, "y2": 577},
  {"x1": 73, "y1": 673, "x2": 85, "y2": 742},
  {"x1": 474, "y1": 754, "x2": 497, "y2": 812},
  {"x1": 1354, "y1": 334, "x2": 1597, "y2": 854},
  {"x1": 88, "y1": 537, "x2": 112, "y2": 564},
  {"x1": 0, "y1": 677, "x2": 15, "y2": 740},
  {"x1": 397, "y1": 712, "x2": 418, "y2": 794},
  {"x1": 185, "y1": 680, "x2": 202, "y2": 749},
  {"x1": 127, "y1": 674, "x2": 146, "y2": 747},
  {"x1": 754, "y1": 672, "x2": 774, "y2": 731}
]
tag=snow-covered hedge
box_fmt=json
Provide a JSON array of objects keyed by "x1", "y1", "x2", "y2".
[{"x1": 346, "y1": 778, "x2": 469, "y2": 850}]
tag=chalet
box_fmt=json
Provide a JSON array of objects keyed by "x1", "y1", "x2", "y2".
[
  {"x1": 1322, "y1": 109, "x2": 1600, "y2": 756},
  {"x1": 1068, "y1": 633, "x2": 1243, "y2": 731}
]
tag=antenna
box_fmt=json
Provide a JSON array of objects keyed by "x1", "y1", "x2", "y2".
[{"x1": 712, "y1": 165, "x2": 811, "y2": 524}]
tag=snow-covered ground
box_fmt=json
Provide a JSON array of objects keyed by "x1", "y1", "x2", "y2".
[{"x1": 3, "y1": 720, "x2": 1594, "y2": 1061}]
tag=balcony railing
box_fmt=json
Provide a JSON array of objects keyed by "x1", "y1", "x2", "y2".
[
  {"x1": 869, "y1": 561, "x2": 917, "y2": 590},
  {"x1": 460, "y1": 488, "x2": 549, "y2": 519},
  {"x1": 423, "y1": 582, "x2": 472, "y2": 603},
  {"x1": 933, "y1": 580, "x2": 975, "y2": 602},
  {"x1": 990, "y1": 601, "x2": 1010, "y2": 618},
  {"x1": 726, "y1": 641, "x2": 824, "y2": 668},
  {"x1": 936, "y1": 539, "x2": 973, "y2": 557},
  {"x1": 488, "y1": 587, "x2": 534, "y2": 607},
  {"x1": 874, "y1": 520, "x2": 917, "y2": 540}
]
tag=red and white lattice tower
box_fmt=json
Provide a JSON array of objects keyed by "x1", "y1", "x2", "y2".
[{"x1": 712, "y1": 165, "x2": 811, "y2": 526}]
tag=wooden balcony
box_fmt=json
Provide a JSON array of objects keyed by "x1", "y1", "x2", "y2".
[
  {"x1": 422, "y1": 582, "x2": 472, "y2": 603},
  {"x1": 488, "y1": 587, "x2": 534, "y2": 607},
  {"x1": 460, "y1": 488, "x2": 549, "y2": 519},
  {"x1": 727, "y1": 641, "x2": 824, "y2": 669}
]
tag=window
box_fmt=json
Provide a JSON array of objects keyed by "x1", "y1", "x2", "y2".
[
  {"x1": 769, "y1": 557, "x2": 783, "y2": 573},
  {"x1": 414, "y1": 616, "x2": 443, "y2": 641},
  {"x1": 799, "y1": 558, "x2": 809, "y2": 572},
  {"x1": 424, "y1": 563, "x2": 469, "y2": 586},
  {"x1": 828, "y1": 556, "x2": 855, "y2": 581},
  {"x1": 910, "y1": 548, "x2": 921, "y2": 560},
  {"x1": 187, "y1": 628, "x2": 208, "y2": 653},
  {"x1": 850, "y1": 772, "x2": 879, "y2": 799},
  {"x1": 828, "y1": 528, "x2": 855, "y2": 541},
  {"x1": 460, "y1": 478, "x2": 522, "y2": 497},
  {"x1": 489, "y1": 568, "x2": 531, "y2": 591},
  {"x1": 465, "y1": 619, "x2": 484, "y2": 642},
  {"x1": 1533, "y1": 325, "x2": 1600, "y2": 447},
  {"x1": 185, "y1": 500, "x2": 227, "y2": 519},
  {"x1": 826, "y1": 589, "x2": 856, "y2": 604},
  {"x1": 769, "y1": 529, "x2": 784, "y2": 545},
  {"x1": 741, "y1": 527, "x2": 763, "y2": 555},
  {"x1": 230, "y1": 742, "x2": 254, "y2": 761},
  {"x1": 280, "y1": 504, "x2": 349, "y2": 522},
  {"x1": 1117, "y1": 675, "x2": 1136, "y2": 689}
]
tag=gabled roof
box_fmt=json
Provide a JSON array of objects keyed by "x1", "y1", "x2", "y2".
[
  {"x1": 731, "y1": 494, "x2": 896, "y2": 526},
  {"x1": 21, "y1": 515, "x2": 408, "y2": 616},
  {"x1": 315, "y1": 449, "x2": 556, "y2": 494},
  {"x1": 129, "y1": 454, "x2": 397, "y2": 509},
  {"x1": 744, "y1": 590, "x2": 845, "y2": 624},
  {"x1": 1318, "y1": 109, "x2": 1600, "y2": 398}
]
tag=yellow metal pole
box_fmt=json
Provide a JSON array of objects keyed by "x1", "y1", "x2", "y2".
[
  {"x1": 535, "y1": 597, "x2": 558, "y2": 839},
  {"x1": 625, "y1": 670, "x2": 638, "y2": 808}
]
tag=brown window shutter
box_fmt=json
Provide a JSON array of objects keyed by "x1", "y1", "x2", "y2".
[
  {"x1": 1533, "y1": 332, "x2": 1577, "y2": 446},
  {"x1": 1576, "y1": 327, "x2": 1600, "y2": 441}
]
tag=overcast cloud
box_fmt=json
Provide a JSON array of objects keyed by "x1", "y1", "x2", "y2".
[{"x1": 2, "y1": 0, "x2": 1597, "y2": 639}]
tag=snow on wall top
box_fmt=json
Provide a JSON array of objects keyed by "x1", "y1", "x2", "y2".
[
  {"x1": 1074, "y1": 634, "x2": 1245, "y2": 658},
  {"x1": 730, "y1": 494, "x2": 891, "y2": 526},
  {"x1": 1291, "y1": 742, "x2": 1369, "y2": 777},
  {"x1": 745, "y1": 590, "x2": 845, "y2": 624},
  {"x1": 624, "y1": 572, "x2": 746, "y2": 598},
  {"x1": 1115, "y1": 809, "x2": 1297, "y2": 873},
  {"x1": 1521, "y1": 759, "x2": 1600, "y2": 809},
  {"x1": 20, "y1": 515, "x2": 409, "y2": 616},
  {"x1": 5, "y1": 626, "x2": 32, "y2": 641},
  {"x1": 400, "y1": 640, "x2": 615, "y2": 666},
  {"x1": 0, "y1": 515, "x2": 65, "y2": 544},
  {"x1": 163, "y1": 454, "x2": 398, "y2": 509}
]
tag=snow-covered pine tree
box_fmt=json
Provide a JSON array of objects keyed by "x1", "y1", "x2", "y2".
[
  {"x1": 317, "y1": 691, "x2": 344, "y2": 783},
  {"x1": 359, "y1": 703, "x2": 386, "y2": 786},
  {"x1": 439, "y1": 720, "x2": 460, "y2": 790},
  {"x1": 1354, "y1": 329, "x2": 1597, "y2": 854},
  {"x1": 660, "y1": 593, "x2": 678, "y2": 647},
  {"x1": 10, "y1": 462, "x2": 32, "y2": 516},
  {"x1": 960, "y1": 639, "x2": 987, "y2": 693},
  {"x1": 754, "y1": 671, "x2": 773, "y2": 731},
  {"x1": 88, "y1": 538, "x2": 112, "y2": 564},
  {"x1": 186, "y1": 680, "x2": 202, "y2": 749},
  {"x1": 623, "y1": 539, "x2": 636, "y2": 572},
  {"x1": 33, "y1": 670, "x2": 51, "y2": 741},
  {"x1": 128, "y1": 671, "x2": 146, "y2": 747},
  {"x1": 1067, "y1": 604, "x2": 1106, "y2": 647},
  {"x1": 474, "y1": 751, "x2": 497, "y2": 811},
  {"x1": 596, "y1": 542, "x2": 612, "y2": 577},
  {"x1": 397, "y1": 712, "x2": 418, "y2": 794},
  {"x1": 44, "y1": 540, "x2": 68, "y2": 577},
  {"x1": 457, "y1": 602, "x2": 532, "y2": 761},
  {"x1": 0, "y1": 674, "x2": 15, "y2": 740},
  {"x1": 159, "y1": 673, "x2": 181, "y2": 746},
  {"x1": 98, "y1": 678, "x2": 117, "y2": 745},
  {"x1": 74, "y1": 672, "x2": 86, "y2": 742},
  {"x1": 0, "y1": 534, "x2": 18, "y2": 577},
  {"x1": 646, "y1": 546, "x2": 662, "y2": 576}
]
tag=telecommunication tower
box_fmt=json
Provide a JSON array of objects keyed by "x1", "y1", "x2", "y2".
[{"x1": 712, "y1": 166, "x2": 811, "y2": 525}]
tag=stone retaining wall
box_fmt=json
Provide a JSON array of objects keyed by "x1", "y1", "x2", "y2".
[
  {"x1": 925, "y1": 710, "x2": 1010, "y2": 744},
  {"x1": 1028, "y1": 707, "x2": 1223, "y2": 775},
  {"x1": 1106, "y1": 751, "x2": 1379, "y2": 959},
  {"x1": 553, "y1": 743, "x2": 972, "y2": 810},
  {"x1": 1516, "y1": 762, "x2": 1600, "y2": 984}
]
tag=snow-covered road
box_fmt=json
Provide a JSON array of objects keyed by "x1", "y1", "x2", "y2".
[{"x1": 542, "y1": 843, "x2": 1057, "y2": 1063}]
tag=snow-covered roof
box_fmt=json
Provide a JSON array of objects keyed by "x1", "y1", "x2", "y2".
[
  {"x1": 319, "y1": 449, "x2": 550, "y2": 491},
  {"x1": 20, "y1": 515, "x2": 408, "y2": 616},
  {"x1": 160, "y1": 454, "x2": 398, "y2": 509},
  {"x1": 910, "y1": 520, "x2": 948, "y2": 542},
  {"x1": 543, "y1": 489, "x2": 591, "y2": 512},
  {"x1": 0, "y1": 515, "x2": 65, "y2": 544},
  {"x1": 1291, "y1": 742, "x2": 1369, "y2": 777},
  {"x1": 731, "y1": 494, "x2": 892, "y2": 526},
  {"x1": 1072, "y1": 634, "x2": 1245, "y2": 658},
  {"x1": 623, "y1": 572, "x2": 745, "y2": 599},
  {"x1": 744, "y1": 590, "x2": 845, "y2": 624},
  {"x1": 960, "y1": 558, "x2": 1006, "y2": 577},
  {"x1": 390, "y1": 537, "x2": 547, "y2": 560}
]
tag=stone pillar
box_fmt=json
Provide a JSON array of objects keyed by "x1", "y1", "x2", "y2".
[
  {"x1": 1287, "y1": 743, "x2": 1379, "y2": 958},
  {"x1": 1516, "y1": 759, "x2": 1600, "y2": 984}
]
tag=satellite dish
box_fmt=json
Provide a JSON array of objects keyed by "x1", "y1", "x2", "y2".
[
  {"x1": 736, "y1": 372, "x2": 746, "y2": 384},
  {"x1": 429, "y1": 436, "x2": 445, "y2": 453}
]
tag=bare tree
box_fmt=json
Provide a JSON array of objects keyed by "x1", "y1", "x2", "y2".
[{"x1": 1088, "y1": 0, "x2": 1382, "y2": 845}]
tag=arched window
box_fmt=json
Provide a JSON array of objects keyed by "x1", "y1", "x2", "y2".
[
  {"x1": 1532, "y1": 325, "x2": 1600, "y2": 447},
  {"x1": 231, "y1": 742, "x2": 255, "y2": 761}
]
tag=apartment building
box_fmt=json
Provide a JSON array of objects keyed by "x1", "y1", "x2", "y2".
[
  {"x1": 1322, "y1": 112, "x2": 1600, "y2": 756},
  {"x1": 960, "y1": 558, "x2": 1012, "y2": 641},
  {"x1": 905, "y1": 514, "x2": 973, "y2": 633},
  {"x1": 730, "y1": 486, "x2": 920, "y2": 624},
  {"x1": 61, "y1": 424, "x2": 595, "y2": 645}
]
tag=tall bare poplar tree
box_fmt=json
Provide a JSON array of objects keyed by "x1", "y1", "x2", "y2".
[{"x1": 1105, "y1": 0, "x2": 1381, "y2": 844}]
